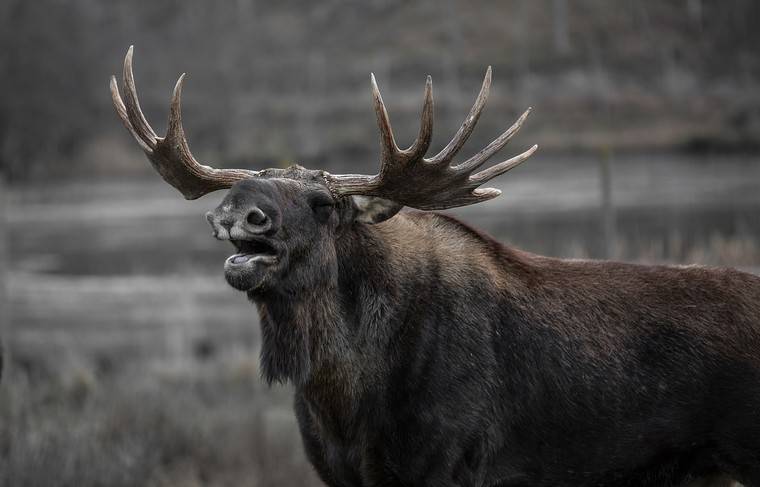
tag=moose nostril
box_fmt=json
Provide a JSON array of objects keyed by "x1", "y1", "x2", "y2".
[{"x1": 246, "y1": 208, "x2": 268, "y2": 226}]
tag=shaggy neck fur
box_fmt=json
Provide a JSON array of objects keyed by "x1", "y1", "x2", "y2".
[
  {"x1": 253, "y1": 282, "x2": 351, "y2": 387},
  {"x1": 249, "y1": 214, "x2": 420, "y2": 388},
  {"x1": 250, "y1": 211, "x2": 519, "y2": 393}
]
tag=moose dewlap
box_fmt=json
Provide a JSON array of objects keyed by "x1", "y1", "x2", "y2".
[{"x1": 112, "y1": 47, "x2": 760, "y2": 487}]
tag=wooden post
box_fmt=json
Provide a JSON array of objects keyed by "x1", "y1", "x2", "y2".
[
  {"x1": 599, "y1": 149, "x2": 616, "y2": 260},
  {"x1": 0, "y1": 172, "x2": 8, "y2": 381}
]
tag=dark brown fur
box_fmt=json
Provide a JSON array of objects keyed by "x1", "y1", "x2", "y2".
[
  {"x1": 112, "y1": 47, "x2": 759, "y2": 485},
  {"x1": 207, "y1": 176, "x2": 760, "y2": 487}
]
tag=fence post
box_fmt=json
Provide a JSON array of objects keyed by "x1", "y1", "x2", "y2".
[
  {"x1": 0, "y1": 172, "x2": 8, "y2": 382},
  {"x1": 599, "y1": 149, "x2": 616, "y2": 259}
]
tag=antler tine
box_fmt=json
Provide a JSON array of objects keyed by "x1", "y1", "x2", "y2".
[
  {"x1": 167, "y1": 73, "x2": 187, "y2": 139},
  {"x1": 110, "y1": 76, "x2": 153, "y2": 154},
  {"x1": 428, "y1": 66, "x2": 492, "y2": 165},
  {"x1": 470, "y1": 144, "x2": 538, "y2": 185},
  {"x1": 122, "y1": 46, "x2": 158, "y2": 149},
  {"x1": 406, "y1": 76, "x2": 434, "y2": 159},
  {"x1": 371, "y1": 73, "x2": 399, "y2": 159},
  {"x1": 111, "y1": 47, "x2": 259, "y2": 200},
  {"x1": 456, "y1": 107, "x2": 532, "y2": 173},
  {"x1": 153, "y1": 73, "x2": 215, "y2": 189}
]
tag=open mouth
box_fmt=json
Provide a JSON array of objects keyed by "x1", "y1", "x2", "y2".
[{"x1": 226, "y1": 238, "x2": 279, "y2": 266}]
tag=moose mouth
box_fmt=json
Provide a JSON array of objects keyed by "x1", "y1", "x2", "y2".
[{"x1": 226, "y1": 238, "x2": 280, "y2": 267}]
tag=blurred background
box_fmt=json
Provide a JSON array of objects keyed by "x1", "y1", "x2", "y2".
[{"x1": 1, "y1": 0, "x2": 759, "y2": 485}]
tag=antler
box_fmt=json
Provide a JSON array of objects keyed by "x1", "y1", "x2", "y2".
[
  {"x1": 112, "y1": 47, "x2": 535, "y2": 209},
  {"x1": 325, "y1": 67, "x2": 537, "y2": 210},
  {"x1": 110, "y1": 46, "x2": 258, "y2": 200}
]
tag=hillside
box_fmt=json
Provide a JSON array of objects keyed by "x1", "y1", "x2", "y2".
[{"x1": 2, "y1": 0, "x2": 759, "y2": 180}]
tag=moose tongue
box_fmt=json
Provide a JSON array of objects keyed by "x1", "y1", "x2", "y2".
[{"x1": 232, "y1": 254, "x2": 253, "y2": 264}]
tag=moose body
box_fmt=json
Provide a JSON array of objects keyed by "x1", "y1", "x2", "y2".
[
  {"x1": 111, "y1": 47, "x2": 760, "y2": 486},
  {"x1": 255, "y1": 204, "x2": 760, "y2": 487}
]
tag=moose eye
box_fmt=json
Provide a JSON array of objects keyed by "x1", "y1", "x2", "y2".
[
  {"x1": 309, "y1": 193, "x2": 333, "y2": 209},
  {"x1": 309, "y1": 194, "x2": 335, "y2": 221}
]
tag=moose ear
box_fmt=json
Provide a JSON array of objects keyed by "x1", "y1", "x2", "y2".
[{"x1": 351, "y1": 196, "x2": 403, "y2": 224}]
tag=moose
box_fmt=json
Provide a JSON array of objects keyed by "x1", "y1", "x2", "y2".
[{"x1": 111, "y1": 47, "x2": 760, "y2": 486}]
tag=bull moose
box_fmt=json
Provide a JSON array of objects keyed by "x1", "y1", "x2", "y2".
[{"x1": 111, "y1": 47, "x2": 760, "y2": 486}]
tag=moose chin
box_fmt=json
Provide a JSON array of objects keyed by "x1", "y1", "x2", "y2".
[{"x1": 112, "y1": 46, "x2": 760, "y2": 487}]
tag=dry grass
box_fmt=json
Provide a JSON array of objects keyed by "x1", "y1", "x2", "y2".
[{"x1": 0, "y1": 354, "x2": 322, "y2": 487}]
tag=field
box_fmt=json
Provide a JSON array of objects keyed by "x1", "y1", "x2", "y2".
[{"x1": 2, "y1": 153, "x2": 760, "y2": 486}]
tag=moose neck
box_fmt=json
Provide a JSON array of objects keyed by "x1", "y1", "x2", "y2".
[
  {"x1": 250, "y1": 216, "x2": 414, "y2": 392},
  {"x1": 253, "y1": 280, "x2": 351, "y2": 388},
  {"x1": 250, "y1": 211, "x2": 522, "y2": 396}
]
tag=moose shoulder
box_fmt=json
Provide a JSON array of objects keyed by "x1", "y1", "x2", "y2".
[{"x1": 112, "y1": 47, "x2": 760, "y2": 487}]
